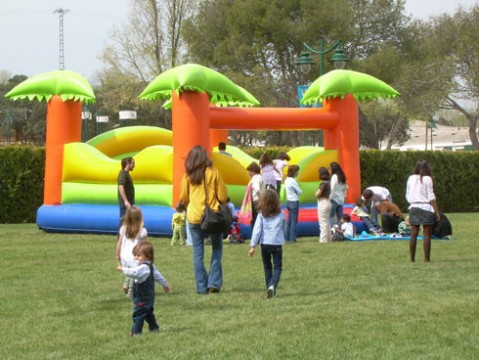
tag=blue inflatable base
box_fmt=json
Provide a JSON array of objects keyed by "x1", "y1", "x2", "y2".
[{"x1": 37, "y1": 204, "x2": 368, "y2": 238}]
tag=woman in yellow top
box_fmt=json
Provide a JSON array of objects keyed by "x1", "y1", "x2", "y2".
[{"x1": 180, "y1": 145, "x2": 228, "y2": 294}]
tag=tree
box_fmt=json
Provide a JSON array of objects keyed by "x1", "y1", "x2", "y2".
[
  {"x1": 95, "y1": 0, "x2": 195, "y2": 130},
  {"x1": 0, "y1": 74, "x2": 46, "y2": 145},
  {"x1": 359, "y1": 100, "x2": 409, "y2": 149},
  {"x1": 100, "y1": 0, "x2": 195, "y2": 81},
  {"x1": 183, "y1": 0, "x2": 412, "y2": 146},
  {"x1": 440, "y1": 6, "x2": 479, "y2": 149}
]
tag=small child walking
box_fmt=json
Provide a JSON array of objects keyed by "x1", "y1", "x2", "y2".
[
  {"x1": 117, "y1": 241, "x2": 170, "y2": 336},
  {"x1": 248, "y1": 189, "x2": 286, "y2": 298},
  {"x1": 116, "y1": 206, "x2": 148, "y2": 298},
  {"x1": 171, "y1": 202, "x2": 186, "y2": 245}
]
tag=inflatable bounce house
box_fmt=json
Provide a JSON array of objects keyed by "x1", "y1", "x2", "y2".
[{"x1": 6, "y1": 65, "x2": 399, "y2": 237}]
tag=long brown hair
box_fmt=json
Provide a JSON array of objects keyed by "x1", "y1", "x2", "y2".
[
  {"x1": 258, "y1": 189, "x2": 281, "y2": 217},
  {"x1": 123, "y1": 206, "x2": 144, "y2": 239},
  {"x1": 185, "y1": 145, "x2": 212, "y2": 185},
  {"x1": 414, "y1": 160, "x2": 433, "y2": 183}
]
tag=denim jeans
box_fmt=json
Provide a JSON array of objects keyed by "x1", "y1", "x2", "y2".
[
  {"x1": 361, "y1": 216, "x2": 380, "y2": 233},
  {"x1": 329, "y1": 200, "x2": 343, "y2": 227},
  {"x1": 189, "y1": 223, "x2": 223, "y2": 294},
  {"x1": 261, "y1": 244, "x2": 283, "y2": 290},
  {"x1": 285, "y1": 200, "x2": 299, "y2": 242},
  {"x1": 131, "y1": 302, "x2": 159, "y2": 334}
]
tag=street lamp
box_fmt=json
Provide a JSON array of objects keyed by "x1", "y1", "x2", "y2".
[
  {"x1": 295, "y1": 40, "x2": 349, "y2": 146},
  {"x1": 296, "y1": 40, "x2": 349, "y2": 76},
  {"x1": 428, "y1": 115, "x2": 438, "y2": 150},
  {"x1": 81, "y1": 107, "x2": 92, "y2": 142}
]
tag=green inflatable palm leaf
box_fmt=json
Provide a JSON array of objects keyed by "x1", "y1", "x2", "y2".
[
  {"x1": 301, "y1": 69, "x2": 399, "y2": 105},
  {"x1": 5, "y1": 70, "x2": 96, "y2": 104},
  {"x1": 140, "y1": 64, "x2": 259, "y2": 108}
]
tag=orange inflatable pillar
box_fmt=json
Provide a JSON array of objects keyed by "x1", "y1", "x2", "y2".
[
  {"x1": 209, "y1": 128, "x2": 229, "y2": 151},
  {"x1": 172, "y1": 91, "x2": 210, "y2": 206},
  {"x1": 44, "y1": 96, "x2": 82, "y2": 205},
  {"x1": 323, "y1": 95, "x2": 360, "y2": 202}
]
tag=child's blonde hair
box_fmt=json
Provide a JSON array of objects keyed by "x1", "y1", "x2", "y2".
[{"x1": 123, "y1": 206, "x2": 144, "y2": 240}]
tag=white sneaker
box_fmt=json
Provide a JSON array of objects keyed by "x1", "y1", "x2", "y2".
[{"x1": 266, "y1": 286, "x2": 274, "y2": 299}]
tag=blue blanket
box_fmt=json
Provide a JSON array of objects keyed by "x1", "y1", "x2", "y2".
[{"x1": 347, "y1": 231, "x2": 450, "y2": 242}]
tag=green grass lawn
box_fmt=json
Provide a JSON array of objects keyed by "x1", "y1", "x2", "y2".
[{"x1": 1, "y1": 213, "x2": 478, "y2": 360}]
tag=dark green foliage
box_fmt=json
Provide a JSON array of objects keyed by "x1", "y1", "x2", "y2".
[
  {"x1": 1, "y1": 147, "x2": 478, "y2": 223},
  {"x1": 0, "y1": 146, "x2": 44, "y2": 223},
  {"x1": 240, "y1": 146, "x2": 291, "y2": 161},
  {"x1": 360, "y1": 150, "x2": 479, "y2": 213}
]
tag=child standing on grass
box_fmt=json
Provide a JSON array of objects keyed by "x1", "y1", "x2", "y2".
[
  {"x1": 117, "y1": 241, "x2": 170, "y2": 336},
  {"x1": 248, "y1": 189, "x2": 286, "y2": 299},
  {"x1": 171, "y1": 202, "x2": 186, "y2": 246},
  {"x1": 116, "y1": 206, "x2": 148, "y2": 298}
]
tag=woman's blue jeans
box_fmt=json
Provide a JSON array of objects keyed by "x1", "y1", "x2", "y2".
[
  {"x1": 285, "y1": 200, "x2": 299, "y2": 242},
  {"x1": 261, "y1": 244, "x2": 283, "y2": 290},
  {"x1": 329, "y1": 200, "x2": 343, "y2": 227},
  {"x1": 189, "y1": 223, "x2": 223, "y2": 294}
]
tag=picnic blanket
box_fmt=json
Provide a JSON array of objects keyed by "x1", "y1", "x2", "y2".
[{"x1": 347, "y1": 231, "x2": 451, "y2": 242}]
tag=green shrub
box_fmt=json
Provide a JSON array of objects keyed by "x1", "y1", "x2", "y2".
[
  {"x1": 360, "y1": 150, "x2": 479, "y2": 213},
  {"x1": 239, "y1": 146, "x2": 291, "y2": 160},
  {"x1": 0, "y1": 146, "x2": 44, "y2": 223},
  {"x1": 1, "y1": 146, "x2": 478, "y2": 223}
]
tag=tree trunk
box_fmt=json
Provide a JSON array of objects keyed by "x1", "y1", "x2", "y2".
[{"x1": 445, "y1": 96, "x2": 479, "y2": 150}]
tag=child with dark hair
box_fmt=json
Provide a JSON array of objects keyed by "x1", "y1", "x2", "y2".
[
  {"x1": 284, "y1": 165, "x2": 302, "y2": 242},
  {"x1": 273, "y1": 152, "x2": 291, "y2": 194},
  {"x1": 259, "y1": 153, "x2": 280, "y2": 190},
  {"x1": 171, "y1": 202, "x2": 186, "y2": 245},
  {"x1": 329, "y1": 161, "x2": 348, "y2": 227},
  {"x1": 248, "y1": 190, "x2": 286, "y2": 298},
  {"x1": 117, "y1": 241, "x2": 170, "y2": 336},
  {"x1": 316, "y1": 167, "x2": 332, "y2": 243},
  {"x1": 332, "y1": 214, "x2": 355, "y2": 240},
  {"x1": 218, "y1": 142, "x2": 232, "y2": 157},
  {"x1": 245, "y1": 162, "x2": 263, "y2": 230},
  {"x1": 351, "y1": 198, "x2": 382, "y2": 235}
]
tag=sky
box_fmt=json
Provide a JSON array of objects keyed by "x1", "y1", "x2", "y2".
[{"x1": 0, "y1": 0, "x2": 478, "y2": 82}]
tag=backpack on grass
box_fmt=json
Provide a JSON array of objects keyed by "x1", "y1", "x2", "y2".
[{"x1": 433, "y1": 212, "x2": 452, "y2": 238}]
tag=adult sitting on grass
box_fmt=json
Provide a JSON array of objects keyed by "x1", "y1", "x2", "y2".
[{"x1": 376, "y1": 200, "x2": 404, "y2": 233}]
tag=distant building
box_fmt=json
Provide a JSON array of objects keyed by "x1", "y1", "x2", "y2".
[{"x1": 386, "y1": 121, "x2": 473, "y2": 151}]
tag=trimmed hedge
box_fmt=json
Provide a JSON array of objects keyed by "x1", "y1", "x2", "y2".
[
  {"x1": 360, "y1": 150, "x2": 479, "y2": 213},
  {"x1": 242, "y1": 148, "x2": 479, "y2": 213},
  {"x1": 1, "y1": 147, "x2": 478, "y2": 223},
  {"x1": 0, "y1": 146, "x2": 44, "y2": 223}
]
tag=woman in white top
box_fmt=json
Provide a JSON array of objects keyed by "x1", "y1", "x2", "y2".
[
  {"x1": 246, "y1": 162, "x2": 263, "y2": 230},
  {"x1": 273, "y1": 152, "x2": 290, "y2": 195},
  {"x1": 284, "y1": 165, "x2": 302, "y2": 242},
  {"x1": 406, "y1": 160, "x2": 440, "y2": 262},
  {"x1": 328, "y1": 162, "x2": 348, "y2": 227}
]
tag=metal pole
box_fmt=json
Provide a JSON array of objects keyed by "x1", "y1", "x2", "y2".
[
  {"x1": 53, "y1": 8, "x2": 70, "y2": 70},
  {"x1": 319, "y1": 39, "x2": 325, "y2": 76}
]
